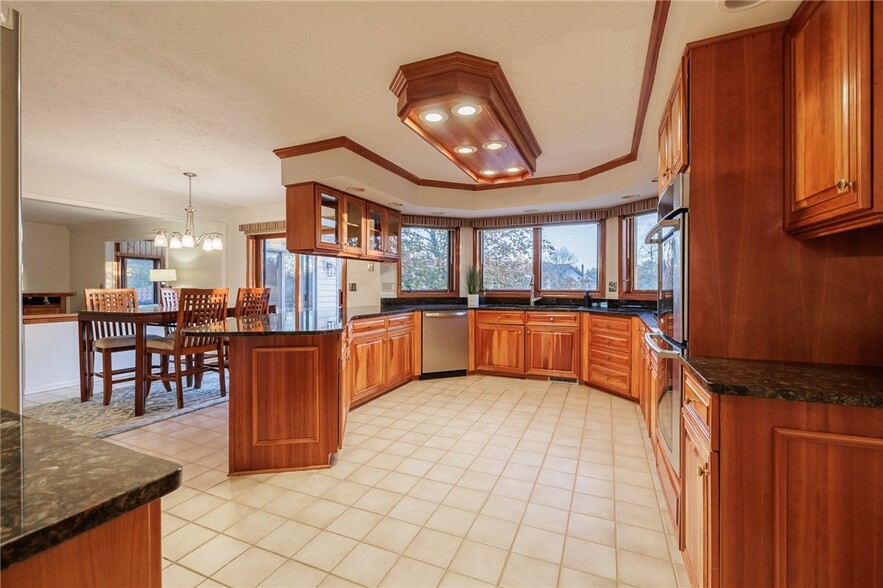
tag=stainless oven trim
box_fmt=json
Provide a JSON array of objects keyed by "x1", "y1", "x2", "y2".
[{"x1": 644, "y1": 330, "x2": 681, "y2": 359}]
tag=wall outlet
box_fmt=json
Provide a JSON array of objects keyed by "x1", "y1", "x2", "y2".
[
  {"x1": 608, "y1": 281, "x2": 617, "y2": 293},
  {"x1": 348, "y1": 283, "x2": 357, "y2": 292}
]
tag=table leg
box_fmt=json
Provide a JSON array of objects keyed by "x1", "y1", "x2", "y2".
[
  {"x1": 134, "y1": 322, "x2": 146, "y2": 416},
  {"x1": 78, "y1": 320, "x2": 93, "y2": 402}
]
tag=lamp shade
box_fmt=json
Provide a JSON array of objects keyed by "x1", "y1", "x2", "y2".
[{"x1": 149, "y1": 269, "x2": 177, "y2": 283}]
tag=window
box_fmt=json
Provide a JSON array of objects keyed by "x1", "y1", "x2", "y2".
[
  {"x1": 478, "y1": 223, "x2": 602, "y2": 294},
  {"x1": 119, "y1": 255, "x2": 160, "y2": 305},
  {"x1": 400, "y1": 227, "x2": 458, "y2": 295},
  {"x1": 621, "y1": 211, "x2": 658, "y2": 297},
  {"x1": 541, "y1": 224, "x2": 599, "y2": 291},
  {"x1": 248, "y1": 233, "x2": 342, "y2": 315}
]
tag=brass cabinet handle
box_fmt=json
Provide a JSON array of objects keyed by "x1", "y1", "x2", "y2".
[
  {"x1": 685, "y1": 397, "x2": 694, "y2": 405},
  {"x1": 698, "y1": 464, "x2": 709, "y2": 477},
  {"x1": 836, "y1": 178, "x2": 855, "y2": 192}
]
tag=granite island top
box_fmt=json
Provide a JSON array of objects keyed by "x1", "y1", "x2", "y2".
[
  {"x1": 0, "y1": 410, "x2": 181, "y2": 569},
  {"x1": 682, "y1": 355, "x2": 883, "y2": 409},
  {"x1": 184, "y1": 304, "x2": 659, "y2": 337}
]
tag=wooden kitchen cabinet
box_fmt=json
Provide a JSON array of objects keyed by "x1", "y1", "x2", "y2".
[
  {"x1": 386, "y1": 324, "x2": 414, "y2": 387},
  {"x1": 351, "y1": 330, "x2": 386, "y2": 405},
  {"x1": 286, "y1": 182, "x2": 401, "y2": 261},
  {"x1": 658, "y1": 59, "x2": 688, "y2": 195},
  {"x1": 584, "y1": 314, "x2": 633, "y2": 398},
  {"x1": 785, "y1": 0, "x2": 880, "y2": 238},
  {"x1": 349, "y1": 313, "x2": 416, "y2": 408},
  {"x1": 474, "y1": 323, "x2": 525, "y2": 375},
  {"x1": 524, "y1": 311, "x2": 580, "y2": 379},
  {"x1": 681, "y1": 397, "x2": 717, "y2": 588},
  {"x1": 339, "y1": 327, "x2": 352, "y2": 448}
]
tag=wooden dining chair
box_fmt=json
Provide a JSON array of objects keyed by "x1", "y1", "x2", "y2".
[
  {"x1": 145, "y1": 288, "x2": 228, "y2": 409},
  {"x1": 234, "y1": 287, "x2": 270, "y2": 317},
  {"x1": 160, "y1": 288, "x2": 180, "y2": 309},
  {"x1": 83, "y1": 288, "x2": 160, "y2": 405}
]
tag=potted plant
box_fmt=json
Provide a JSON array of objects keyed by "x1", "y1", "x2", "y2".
[{"x1": 466, "y1": 266, "x2": 481, "y2": 307}]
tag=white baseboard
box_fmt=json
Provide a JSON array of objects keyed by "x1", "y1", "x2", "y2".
[{"x1": 23, "y1": 377, "x2": 98, "y2": 396}]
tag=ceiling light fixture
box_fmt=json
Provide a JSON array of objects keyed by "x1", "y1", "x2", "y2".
[
  {"x1": 153, "y1": 172, "x2": 223, "y2": 251},
  {"x1": 391, "y1": 52, "x2": 542, "y2": 185},
  {"x1": 431, "y1": 211, "x2": 446, "y2": 216},
  {"x1": 480, "y1": 169, "x2": 497, "y2": 177},
  {"x1": 505, "y1": 166, "x2": 523, "y2": 174},
  {"x1": 452, "y1": 103, "x2": 481, "y2": 117},
  {"x1": 389, "y1": 202, "x2": 404, "y2": 207}
]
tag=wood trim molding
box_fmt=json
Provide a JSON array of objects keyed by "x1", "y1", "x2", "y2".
[
  {"x1": 238, "y1": 220, "x2": 286, "y2": 235},
  {"x1": 273, "y1": 1, "x2": 671, "y2": 192}
]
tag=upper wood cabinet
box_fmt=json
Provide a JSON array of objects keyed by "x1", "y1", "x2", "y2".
[
  {"x1": 785, "y1": 0, "x2": 880, "y2": 238},
  {"x1": 658, "y1": 60, "x2": 689, "y2": 195},
  {"x1": 286, "y1": 182, "x2": 401, "y2": 261}
]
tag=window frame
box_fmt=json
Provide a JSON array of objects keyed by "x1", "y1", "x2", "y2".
[
  {"x1": 397, "y1": 226, "x2": 460, "y2": 297},
  {"x1": 619, "y1": 211, "x2": 658, "y2": 300},
  {"x1": 476, "y1": 222, "x2": 604, "y2": 299},
  {"x1": 117, "y1": 252, "x2": 162, "y2": 305}
]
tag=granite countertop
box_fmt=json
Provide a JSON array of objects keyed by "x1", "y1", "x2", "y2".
[
  {"x1": 184, "y1": 304, "x2": 659, "y2": 337},
  {"x1": 0, "y1": 410, "x2": 181, "y2": 569},
  {"x1": 682, "y1": 355, "x2": 883, "y2": 409}
]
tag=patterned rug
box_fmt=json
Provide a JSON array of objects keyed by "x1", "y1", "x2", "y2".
[{"x1": 25, "y1": 373, "x2": 228, "y2": 438}]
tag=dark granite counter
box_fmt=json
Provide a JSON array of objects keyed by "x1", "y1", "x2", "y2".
[
  {"x1": 0, "y1": 410, "x2": 181, "y2": 569},
  {"x1": 682, "y1": 355, "x2": 883, "y2": 409}
]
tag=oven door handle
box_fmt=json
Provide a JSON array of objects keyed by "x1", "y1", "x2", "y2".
[
  {"x1": 644, "y1": 218, "x2": 681, "y2": 245},
  {"x1": 643, "y1": 331, "x2": 681, "y2": 360}
]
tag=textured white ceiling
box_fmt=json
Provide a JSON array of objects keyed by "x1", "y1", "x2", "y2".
[{"x1": 11, "y1": 0, "x2": 799, "y2": 212}]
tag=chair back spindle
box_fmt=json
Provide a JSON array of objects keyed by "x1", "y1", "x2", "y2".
[
  {"x1": 83, "y1": 288, "x2": 138, "y2": 339},
  {"x1": 234, "y1": 287, "x2": 271, "y2": 318}
]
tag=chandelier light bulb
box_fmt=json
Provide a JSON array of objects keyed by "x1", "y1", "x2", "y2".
[
  {"x1": 181, "y1": 233, "x2": 195, "y2": 248},
  {"x1": 212, "y1": 236, "x2": 224, "y2": 250},
  {"x1": 153, "y1": 232, "x2": 168, "y2": 247},
  {"x1": 202, "y1": 239, "x2": 214, "y2": 251},
  {"x1": 169, "y1": 235, "x2": 183, "y2": 249}
]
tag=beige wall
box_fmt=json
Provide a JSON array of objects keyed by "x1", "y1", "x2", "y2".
[
  {"x1": 347, "y1": 260, "x2": 382, "y2": 307},
  {"x1": 22, "y1": 222, "x2": 70, "y2": 292}
]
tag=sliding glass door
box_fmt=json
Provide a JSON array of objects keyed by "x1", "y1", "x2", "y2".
[{"x1": 257, "y1": 235, "x2": 342, "y2": 318}]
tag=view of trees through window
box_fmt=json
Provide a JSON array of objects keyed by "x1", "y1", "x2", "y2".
[
  {"x1": 481, "y1": 228, "x2": 533, "y2": 290},
  {"x1": 632, "y1": 212, "x2": 658, "y2": 291},
  {"x1": 540, "y1": 224, "x2": 599, "y2": 291},
  {"x1": 121, "y1": 256, "x2": 159, "y2": 305},
  {"x1": 400, "y1": 227, "x2": 452, "y2": 292}
]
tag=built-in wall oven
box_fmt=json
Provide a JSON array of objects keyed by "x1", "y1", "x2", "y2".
[{"x1": 644, "y1": 173, "x2": 689, "y2": 476}]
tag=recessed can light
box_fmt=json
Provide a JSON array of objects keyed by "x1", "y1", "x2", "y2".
[
  {"x1": 454, "y1": 145, "x2": 477, "y2": 155},
  {"x1": 420, "y1": 110, "x2": 447, "y2": 123},
  {"x1": 524, "y1": 209, "x2": 539, "y2": 213},
  {"x1": 389, "y1": 202, "x2": 403, "y2": 207},
  {"x1": 482, "y1": 141, "x2": 506, "y2": 151},
  {"x1": 345, "y1": 186, "x2": 366, "y2": 193},
  {"x1": 505, "y1": 166, "x2": 523, "y2": 174},
  {"x1": 480, "y1": 169, "x2": 498, "y2": 176},
  {"x1": 452, "y1": 103, "x2": 481, "y2": 117},
  {"x1": 431, "y1": 211, "x2": 446, "y2": 216}
]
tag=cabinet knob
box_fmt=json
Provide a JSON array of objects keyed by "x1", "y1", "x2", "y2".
[
  {"x1": 685, "y1": 397, "x2": 694, "y2": 405},
  {"x1": 698, "y1": 464, "x2": 709, "y2": 477},
  {"x1": 836, "y1": 178, "x2": 855, "y2": 192}
]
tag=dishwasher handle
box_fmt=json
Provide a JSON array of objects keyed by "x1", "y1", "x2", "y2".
[{"x1": 424, "y1": 311, "x2": 468, "y2": 318}]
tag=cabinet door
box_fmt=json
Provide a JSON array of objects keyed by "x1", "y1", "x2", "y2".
[
  {"x1": 682, "y1": 410, "x2": 712, "y2": 588},
  {"x1": 315, "y1": 187, "x2": 343, "y2": 251},
  {"x1": 384, "y1": 210, "x2": 401, "y2": 259},
  {"x1": 366, "y1": 205, "x2": 385, "y2": 259},
  {"x1": 658, "y1": 109, "x2": 672, "y2": 194},
  {"x1": 386, "y1": 328, "x2": 414, "y2": 387},
  {"x1": 351, "y1": 333, "x2": 385, "y2": 403},
  {"x1": 474, "y1": 324, "x2": 524, "y2": 375},
  {"x1": 668, "y1": 67, "x2": 687, "y2": 177},
  {"x1": 524, "y1": 325, "x2": 579, "y2": 378},
  {"x1": 342, "y1": 196, "x2": 366, "y2": 256},
  {"x1": 339, "y1": 343, "x2": 350, "y2": 448},
  {"x1": 785, "y1": 0, "x2": 872, "y2": 236}
]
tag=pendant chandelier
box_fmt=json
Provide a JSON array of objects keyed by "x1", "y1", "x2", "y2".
[{"x1": 153, "y1": 172, "x2": 223, "y2": 251}]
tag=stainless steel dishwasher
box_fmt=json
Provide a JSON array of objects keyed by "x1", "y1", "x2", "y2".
[{"x1": 421, "y1": 310, "x2": 469, "y2": 378}]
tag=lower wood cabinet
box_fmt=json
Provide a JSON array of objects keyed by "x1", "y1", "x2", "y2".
[
  {"x1": 349, "y1": 313, "x2": 416, "y2": 408},
  {"x1": 351, "y1": 331, "x2": 386, "y2": 404},
  {"x1": 681, "y1": 407, "x2": 715, "y2": 588},
  {"x1": 474, "y1": 323, "x2": 525, "y2": 375},
  {"x1": 524, "y1": 325, "x2": 579, "y2": 378},
  {"x1": 583, "y1": 314, "x2": 633, "y2": 398},
  {"x1": 386, "y1": 327, "x2": 414, "y2": 387}
]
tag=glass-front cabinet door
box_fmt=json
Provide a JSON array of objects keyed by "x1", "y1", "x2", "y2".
[
  {"x1": 316, "y1": 187, "x2": 342, "y2": 250},
  {"x1": 366, "y1": 204, "x2": 385, "y2": 258},
  {"x1": 384, "y1": 210, "x2": 400, "y2": 258},
  {"x1": 342, "y1": 196, "x2": 365, "y2": 255}
]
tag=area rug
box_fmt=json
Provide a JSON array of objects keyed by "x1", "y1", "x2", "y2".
[{"x1": 24, "y1": 374, "x2": 228, "y2": 438}]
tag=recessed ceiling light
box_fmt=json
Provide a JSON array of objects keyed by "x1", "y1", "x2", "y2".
[
  {"x1": 505, "y1": 166, "x2": 523, "y2": 174},
  {"x1": 621, "y1": 194, "x2": 640, "y2": 200},
  {"x1": 524, "y1": 209, "x2": 539, "y2": 213},
  {"x1": 480, "y1": 169, "x2": 498, "y2": 176},
  {"x1": 431, "y1": 211, "x2": 446, "y2": 216},
  {"x1": 482, "y1": 141, "x2": 507, "y2": 151},
  {"x1": 389, "y1": 202, "x2": 403, "y2": 207},
  {"x1": 452, "y1": 103, "x2": 481, "y2": 117},
  {"x1": 420, "y1": 110, "x2": 447, "y2": 123},
  {"x1": 345, "y1": 186, "x2": 366, "y2": 193},
  {"x1": 718, "y1": 0, "x2": 767, "y2": 12},
  {"x1": 454, "y1": 145, "x2": 477, "y2": 155},
  {"x1": 650, "y1": 177, "x2": 659, "y2": 183}
]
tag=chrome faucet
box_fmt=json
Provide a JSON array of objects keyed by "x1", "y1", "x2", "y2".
[{"x1": 528, "y1": 276, "x2": 542, "y2": 306}]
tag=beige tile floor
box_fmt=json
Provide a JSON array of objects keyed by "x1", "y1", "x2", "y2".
[{"x1": 106, "y1": 375, "x2": 690, "y2": 588}]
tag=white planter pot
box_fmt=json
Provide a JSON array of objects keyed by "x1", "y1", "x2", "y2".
[{"x1": 467, "y1": 294, "x2": 480, "y2": 307}]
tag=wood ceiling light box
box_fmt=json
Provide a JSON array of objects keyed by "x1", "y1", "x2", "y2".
[{"x1": 390, "y1": 52, "x2": 542, "y2": 185}]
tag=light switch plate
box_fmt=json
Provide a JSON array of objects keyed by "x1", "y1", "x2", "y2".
[
  {"x1": 608, "y1": 281, "x2": 617, "y2": 292},
  {"x1": 348, "y1": 283, "x2": 357, "y2": 292}
]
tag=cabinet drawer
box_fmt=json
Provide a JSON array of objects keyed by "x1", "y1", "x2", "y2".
[
  {"x1": 386, "y1": 313, "x2": 414, "y2": 330},
  {"x1": 475, "y1": 310, "x2": 524, "y2": 325},
  {"x1": 589, "y1": 315, "x2": 631, "y2": 334},
  {"x1": 589, "y1": 330, "x2": 630, "y2": 352},
  {"x1": 525, "y1": 312, "x2": 579, "y2": 326},
  {"x1": 589, "y1": 364, "x2": 630, "y2": 393},
  {"x1": 352, "y1": 317, "x2": 386, "y2": 335},
  {"x1": 589, "y1": 347, "x2": 631, "y2": 371},
  {"x1": 684, "y1": 371, "x2": 711, "y2": 431}
]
